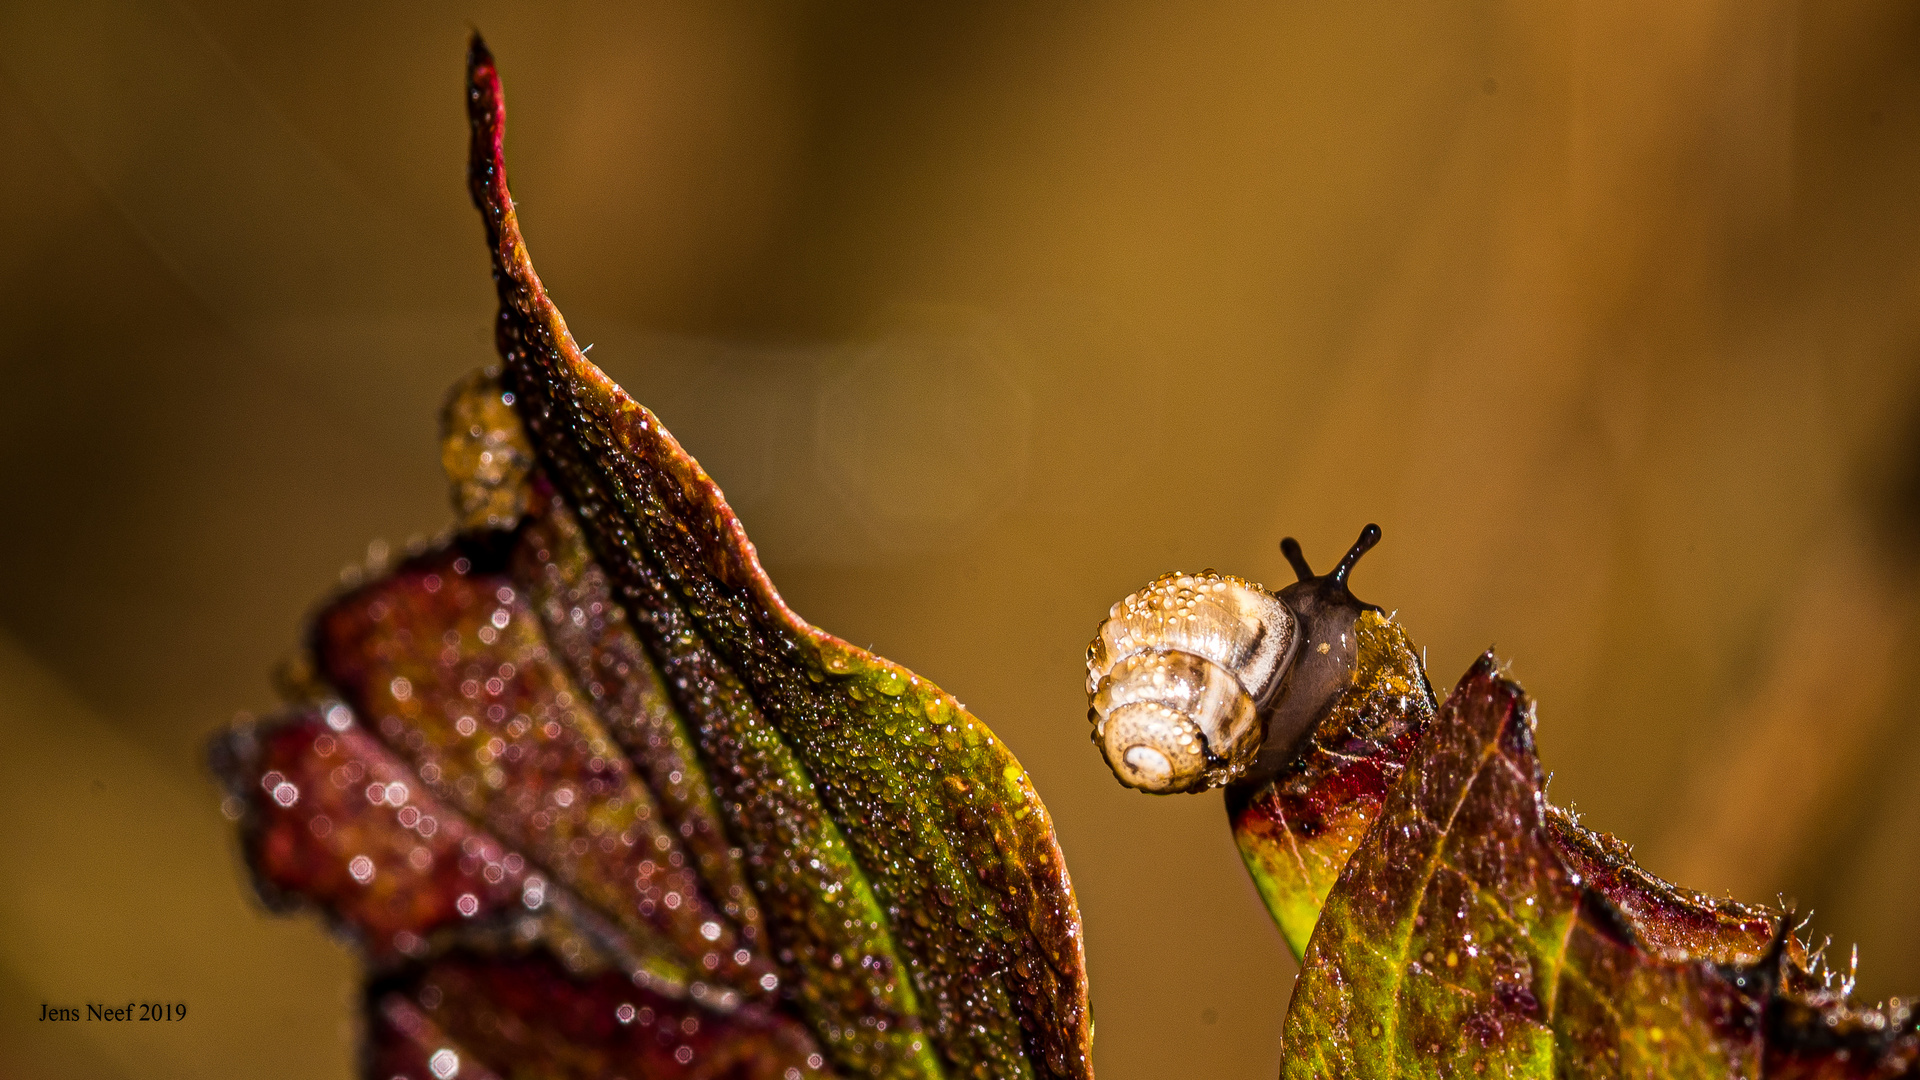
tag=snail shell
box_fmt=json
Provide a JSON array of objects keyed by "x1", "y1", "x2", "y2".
[{"x1": 1086, "y1": 571, "x2": 1298, "y2": 792}]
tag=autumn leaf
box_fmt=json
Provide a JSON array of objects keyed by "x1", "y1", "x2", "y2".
[
  {"x1": 1227, "y1": 607, "x2": 1436, "y2": 961},
  {"x1": 213, "y1": 35, "x2": 1090, "y2": 1080},
  {"x1": 1281, "y1": 656, "x2": 1759, "y2": 1076},
  {"x1": 1091, "y1": 536, "x2": 1919, "y2": 1076}
]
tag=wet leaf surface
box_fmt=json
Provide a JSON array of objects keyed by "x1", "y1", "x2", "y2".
[
  {"x1": 1235, "y1": 651, "x2": 1920, "y2": 1077},
  {"x1": 368, "y1": 994, "x2": 504, "y2": 1080},
  {"x1": 372, "y1": 951, "x2": 823, "y2": 1080},
  {"x1": 467, "y1": 34, "x2": 1089, "y2": 1080},
  {"x1": 1280, "y1": 655, "x2": 1762, "y2": 1076},
  {"x1": 312, "y1": 537, "x2": 765, "y2": 999},
  {"x1": 212, "y1": 34, "x2": 1090, "y2": 1080},
  {"x1": 1228, "y1": 609, "x2": 1435, "y2": 958}
]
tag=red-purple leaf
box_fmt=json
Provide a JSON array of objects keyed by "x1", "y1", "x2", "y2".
[
  {"x1": 375, "y1": 951, "x2": 825, "y2": 1080},
  {"x1": 1278, "y1": 656, "x2": 1774, "y2": 1076},
  {"x1": 216, "y1": 710, "x2": 538, "y2": 962},
  {"x1": 215, "y1": 34, "x2": 1091, "y2": 1080},
  {"x1": 466, "y1": 35, "x2": 1090, "y2": 1080},
  {"x1": 311, "y1": 538, "x2": 768, "y2": 1000},
  {"x1": 368, "y1": 995, "x2": 503, "y2": 1080},
  {"x1": 1276, "y1": 655, "x2": 1920, "y2": 1076}
]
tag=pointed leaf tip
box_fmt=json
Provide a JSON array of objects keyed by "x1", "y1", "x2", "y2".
[
  {"x1": 460, "y1": 44, "x2": 1094, "y2": 1080},
  {"x1": 217, "y1": 39, "x2": 1091, "y2": 1080}
]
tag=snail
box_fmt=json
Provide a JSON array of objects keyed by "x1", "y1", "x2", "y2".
[{"x1": 1086, "y1": 524, "x2": 1383, "y2": 793}]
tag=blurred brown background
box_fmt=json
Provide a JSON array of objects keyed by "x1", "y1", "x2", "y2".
[{"x1": 4, "y1": 2, "x2": 1920, "y2": 1077}]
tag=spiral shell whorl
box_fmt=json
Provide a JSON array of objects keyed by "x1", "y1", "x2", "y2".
[{"x1": 1086, "y1": 571, "x2": 1297, "y2": 792}]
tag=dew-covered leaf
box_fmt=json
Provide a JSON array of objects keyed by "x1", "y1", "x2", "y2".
[
  {"x1": 308, "y1": 533, "x2": 773, "y2": 1000},
  {"x1": 1278, "y1": 655, "x2": 1767, "y2": 1076},
  {"x1": 467, "y1": 36, "x2": 1089, "y2": 1080},
  {"x1": 213, "y1": 707, "x2": 620, "y2": 968},
  {"x1": 1228, "y1": 609, "x2": 1434, "y2": 959},
  {"x1": 368, "y1": 994, "x2": 503, "y2": 1080},
  {"x1": 1234, "y1": 653, "x2": 1919, "y2": 1077},
  {"x1": 213, "y1": 34, "x2": 1090, "y2": 1080},
  {"x1": 372, "y1": 951, "x2": 824, "y2": 1080}
]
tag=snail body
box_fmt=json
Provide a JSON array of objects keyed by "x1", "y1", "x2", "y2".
[{"x1": 1087, "y1": 525, "x2": 1383, "y2": 793}]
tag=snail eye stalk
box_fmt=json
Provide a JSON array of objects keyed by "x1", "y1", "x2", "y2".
[{"x1": 1279, "y1": 537, "x2": 1315, "y2": 582}]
